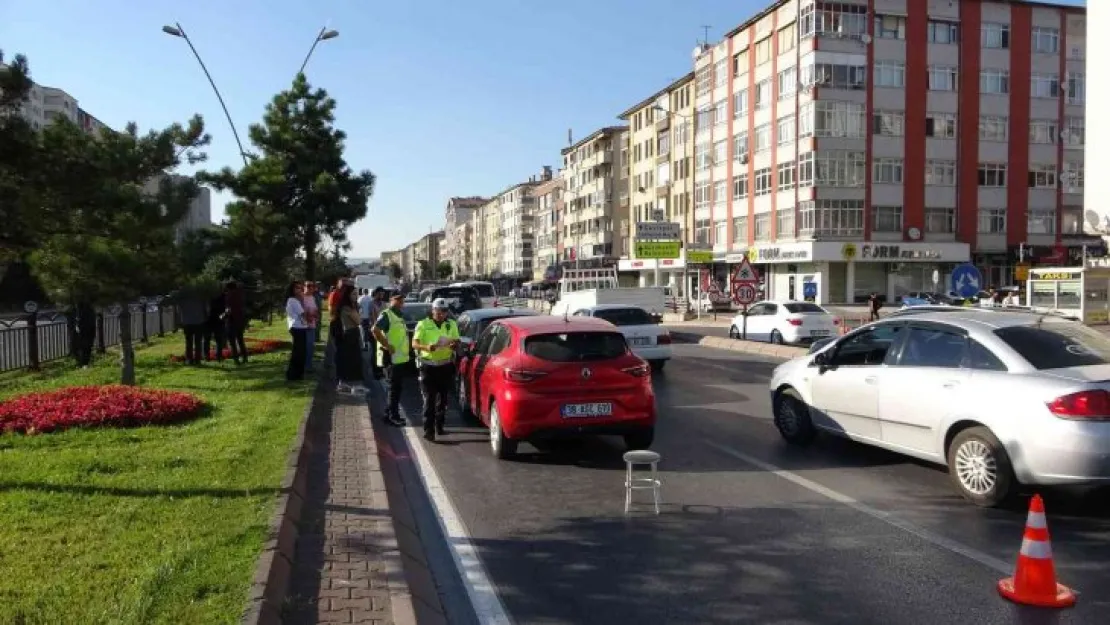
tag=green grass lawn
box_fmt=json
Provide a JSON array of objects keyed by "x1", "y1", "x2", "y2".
[{"x1": 0, "y1": 322, "x2": 314, "y2": 624}]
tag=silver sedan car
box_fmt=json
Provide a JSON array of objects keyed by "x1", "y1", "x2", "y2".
[{"x1": 768, "y1": 309, "x2": 1110, "y2": 507}]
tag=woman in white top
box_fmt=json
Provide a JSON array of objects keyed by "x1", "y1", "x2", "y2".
[{"x1": 285, "y1": 282, "x2": 308, "y2": 381}]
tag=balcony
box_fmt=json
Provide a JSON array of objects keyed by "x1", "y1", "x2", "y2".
[
  {"x1": 655, "y1": 182, "x2": 670, "y2": 196},
  {"x1": 656, "y1": 152, "x2": 669, "y2": 165},
  {"x1": 655, "y1": 116, "x2": 670, "y2": 132}
]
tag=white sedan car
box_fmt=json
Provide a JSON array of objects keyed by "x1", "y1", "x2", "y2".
[
  {"x1": 729, "y1": 300, "x2": 840, "y2": 345},
  {"x1": 571, "y1": 304, "x2": 672, "y2": 371}
]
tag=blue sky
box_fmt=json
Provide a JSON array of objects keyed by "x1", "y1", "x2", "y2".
[{"x1": 2, "y1": 0, "x2": 1085, "y2": 259}]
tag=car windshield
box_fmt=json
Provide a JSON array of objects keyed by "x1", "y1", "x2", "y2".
[
  {"x1": 994, "y1": 322, "x2": 1110, "y2": 370},
  {"x1": 783, "y1": 303, "x2": 825, "y2": 314},
  {"x1": 524, "y1": 332, "x2": 628, "y2": 362},
  {"x1": 591, "y1": 307, "x2": 653, "y2": 326},
  {"x1": 468, "y1": 284, "x2": 496, "y2": 298},
  {"x1": 400, "y1": 304, "x2": 431, "y2": 323}
]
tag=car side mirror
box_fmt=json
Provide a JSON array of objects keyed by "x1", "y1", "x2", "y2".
[{"x1": 811, "y1": 352, "x2": 829, "y2": 370}]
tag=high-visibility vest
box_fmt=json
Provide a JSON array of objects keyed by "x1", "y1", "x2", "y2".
[
  {"x1": 412, "y1": 318, "x2": 459, "y2": 364},
  {"x1": 376, "y1": 309, "x2": 411, "y2": 367}
]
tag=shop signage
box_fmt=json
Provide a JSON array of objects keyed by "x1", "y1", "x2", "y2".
[
  {"x1": 860, "y1": 244, "x2": 941, "y2": 261},
  {"x1": 687, "y1": 249, "x2": 714, "y2": 263},
  {"x1": 635, "y1": 241, "x2": 681, "y2": 259},
  {"x1": 1033, "y1": 270, "x2": 1082, "y2": 281},
  {"x1": 748, "y1": 246, "x2": 810, "y2": 263}
]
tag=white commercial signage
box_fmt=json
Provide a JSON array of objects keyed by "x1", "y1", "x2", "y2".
[{"x1": 635, "y1": 221, "x2": 681, "y2": 240}]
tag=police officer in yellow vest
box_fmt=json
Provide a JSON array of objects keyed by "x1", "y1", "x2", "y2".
[
  {"x1": 371, "y1": 293, "x2": 410, "y2": 427},
  {"x1": 412, "y1": 298, "x2": 461, "y2": 441}
]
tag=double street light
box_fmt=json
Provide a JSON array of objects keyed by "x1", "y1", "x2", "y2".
[{"x1": 161, "y1": 22, "x2": 340, "y2": 167}]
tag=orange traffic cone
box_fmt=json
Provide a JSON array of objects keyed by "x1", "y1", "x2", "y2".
[{"x1": 997, "y1": 494, "x2": 1077, "y2": 608}]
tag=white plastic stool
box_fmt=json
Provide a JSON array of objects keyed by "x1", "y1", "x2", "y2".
[{"x1": 623, "y1": 450, "x2": 662, "y2": 514}]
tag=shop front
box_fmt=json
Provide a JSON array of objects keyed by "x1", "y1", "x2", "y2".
[
  {"x1": 1026, "y1": 266, "x2": 1110, "y2": 325},
  {"x1": 745, "y1": 241, "x2": 971, "y2": 305}
]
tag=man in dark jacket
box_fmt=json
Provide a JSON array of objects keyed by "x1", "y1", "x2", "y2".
[
  {"x1": 204, "y1": 289, "x2": 227, "y2": 362},
  {"x1": 224, "y1": 281, "x2": 248, "y2": 365},
  {"x1": 177, "y1": 293, "x2": 207, "y2": 365},
  {"x1": 73, "y1": 301, "x2": 97, "y2": 367}
]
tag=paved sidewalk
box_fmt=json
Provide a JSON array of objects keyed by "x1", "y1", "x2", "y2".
[{"x1": 283, "y1": 390, "x2": 415, "y2": 625}]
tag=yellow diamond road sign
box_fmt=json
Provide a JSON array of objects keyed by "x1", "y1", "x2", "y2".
[{"x1": 635, "y1": 241, "x2": 681, "y2": 259}]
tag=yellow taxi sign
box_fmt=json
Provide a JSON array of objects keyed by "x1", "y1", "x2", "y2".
[
  {"x1": 635, "y1": 241, "x2": 681, "y2": 259},
  {"x1": 1014, "y1": 264, "x2": 1030, "y2": 281},
  {"x1": 1034, "y1": 270, "x2": 1081, "y2": 281}
]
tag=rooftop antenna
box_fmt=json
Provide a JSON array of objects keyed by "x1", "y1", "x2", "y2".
[
  {"x1": 700, "y1": 25, "x2": 712, "y2": 45},
  {"x1": 567, "y1": 128, "x2": 573, "y2": 146}
]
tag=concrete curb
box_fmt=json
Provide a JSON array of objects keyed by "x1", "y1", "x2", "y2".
[
  {"x1": 240, "y1": 380, "x2": 321, "y2": 625},
  {"x1": 670, "y1": 331, "x2": 808, "y2": 359}
]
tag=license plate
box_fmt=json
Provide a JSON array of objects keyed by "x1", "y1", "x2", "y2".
[
  {"x1": 810, "y1": 330, "x2": 831, "y2": 337},
  {"x1": 629, "y1": 337, "x2": 651, "y2": 346},
  {"x1": 561, "y1": 402, "x2": 613, "y2": 418}
]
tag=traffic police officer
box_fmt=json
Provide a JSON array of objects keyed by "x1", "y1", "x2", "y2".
[
  {"x1": 411, "y1": 298, "x2": 460, "y2": 441},
  {"x1": 371, "y1": 293, "x2": 409, "y2": 427}
]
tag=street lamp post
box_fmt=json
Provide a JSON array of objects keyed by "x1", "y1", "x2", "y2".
[
  {"x1": 162, "y1": 23, "x2": 250, "y2": 167},
  {"x1": 299, "y1": 27, "x2": 340, "y2": 76}
]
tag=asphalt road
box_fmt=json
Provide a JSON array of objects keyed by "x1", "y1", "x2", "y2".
[{"x1": 372, "y1": 345, "x2": 1110, "y2": 625}]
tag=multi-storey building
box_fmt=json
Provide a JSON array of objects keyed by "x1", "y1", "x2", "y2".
[
  {"x1": 380, "y1": 250, "x2": 404, "y2": 275},
  {"x1": 1086, "y1": 2, "x2": 1107, "y2": 237},
  {"x1": 497, "y1": 170, "x2": 548, "y2": 278},
  {"x1": 532, "y1": 176, "x2": 564, "y2": 282},
  {"x1": 478, "y1": 197, "x2": 502, "y2": 278},
  {"x1": 617, "y1": 73, "x2": 696, "y2": 289},
  {"x1": 561, "y1": 126, "x2": 629, "y2": 266},
  {"x1": 442, "y1": 196, "x2": 487, "y2": 279},
  {"x1": 451, "y1": 220, "x2": 474, "y2": 278},
  {"x1": 691, "y1": 0, "x2": 1086, "y2": 305},
  {"x1": 411, "y1": 230, "x2": 445, "y2": 282}
]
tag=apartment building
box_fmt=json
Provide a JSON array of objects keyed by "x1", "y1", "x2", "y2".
[
  {"x1": 442, "y1": 196, "x2": 487, "y2": 279},
  {"x1": 691, "y1": 0, "x2": 1086, "y2": 305},
  {"x1": 142, "y1": 174, "x2": 212, "y2": 242},
  {"x1": 1086, "y1": 2, "x2": 1108, "y2": 237},
  {"x1": 410, "y1": 230, "x2": 445, "y2": 282},
  {"x1": 451, "y1": 220, "x2": 475, "y2": 278},
  {"x1": 532, "y1": 176, "x2": 564, "y2": 282},
  {"x1": 380, "y1": 250, "x2": 404, "y2": 274},
  {"x1": 616, "y1": 72, "x2": 697, "y2": 288},
  {"x1": 475, "y1": 197, "x2": 501, "y2": 278},
  {"x1": 560, "y1": 126, "x2": 629, "y2": 266}
]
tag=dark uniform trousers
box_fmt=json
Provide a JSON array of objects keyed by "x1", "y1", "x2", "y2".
[{"x1": 419, "y1": 362, "x2": 454, "y2": 434}]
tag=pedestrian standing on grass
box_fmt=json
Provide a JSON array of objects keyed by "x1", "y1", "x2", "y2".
[
  {"x1": 372, "y1": 293, "x2": 409, "y2": 427},
  {"x1": 73, "y1": 301, "x2": 97, "y2": 367},
  {"x1": 285, "y1": 282, "x2": 308, "y2": 381},
  {"x1": 224, "y1": 281, "x2": 248, "y2": 365},
  {"x1": 303, "y1": 281, "x2": 320, "y2": 373},
  {"x1": 204, "y1": 287, "x2": 228, "y2": 362},
  {"x1": 177, "y1": 289, "x2": 208, "y2": 366},
  {"x1": 332, "y1": 283, "x2": 367, "y2": 394}
]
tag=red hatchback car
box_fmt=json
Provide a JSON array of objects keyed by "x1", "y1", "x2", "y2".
[{"x1": 457, "y1": 315, "x2": 657, "y2": 459}]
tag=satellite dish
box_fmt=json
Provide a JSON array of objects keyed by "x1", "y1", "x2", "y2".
[
  {"x1": 692, "y1": 44, "x2": 709, "y2": 60},
  {"x1": 1085, "y1": 210, "x2": 1101, "y2": 230}
]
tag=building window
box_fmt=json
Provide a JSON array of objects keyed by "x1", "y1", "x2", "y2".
[
  {"x1": 1028, "y1": 208, "x2": 1056, "y2": 235},
  {"x1": 1064, "y1": 117, "x2": 1084, "y2": 147},
  {"x1": 754, "y1": 213, "x2": 772, "y2": 241},
  {"x1": 873, "y1": 110, "x2": 905, "y2": 136},
  {"x1": 1067, "y1": 73, "x2": 1085, "y2": 105},
  {"x1": 733, "y1": 89, "x2": 748, "y2": 118},
  {"x1": 979, "y1": 116, "x2": 1008, "y2": 142},
  {"x1": 778, "y1": 22, "x2": 797, "y2": 53},
  {"x1": 755, "y1": 79, "x2": 772, "y2": 110},
  {"x1": 1030, "y1": 73, "x2": 1060, "y2": 99},
  {"x1": 925, "y1": 207, "x2": 956, "y2": 233},
  {"x1": 778, "y1": 67, "x2": 797, "y2": 100},
  {"x1": 812, "y1": 3, "x2": 868, "y2": 39},
  {"x1": 800, "y1": 3, "x2": 816, "y2": 38},
  {"x1": 733, "y1": 216, "x2": 748, "y2": 242},
  {"x1": 804, "y1": 62, "x2": 867, "y2": 89},
  {"x1": 1063, "y1": 161, "x2": 1084, "y2": 192},
  {"x1": 712, "y1": 139, "x2": 727, "y2": 166},
  {"x1": 695, "y1": 218, "x2": 711, "y2": 244},
  {"x1": 925, "y1": 160, "x2": 957, "y2": 186},
  {"x1": 873, "y1": 158, "x2": 904, "y2": 184},
  {"x1": 754, "y1": 123, "x2": 772, "y2": 152},
  {"x1": 695, "y1": 105, "x2": 712, "y2": 132},
  {"x1": 713, "y1": 98, "x2": 728, "y2": 127},
  {"x1": 982, "y1": 22, "x2": 1010, "y2": 49},
  {"x1": 695, "y1": 66, "x2": 712, "y2": 97},
  {"x1": 814, "y1": 151, "x2": 866, "y2": 187},
  {"x1": 978, "y1": 208, "x2": 1006, "y2": 234},
  {"x1": 777, "y1": 115, "x2": 796, "y2": 145},
  {"x1": 777, "y1": 161, "x2": 796, "y2": 191},
  {"x1": 797, "y1": 199, "x2": 865, "y2": 238},
  {"x1": 734, "y1": 132, "x2": 749, "y2": 160},
  {"x1": 1032, "y1": 27, "x2": 1060, "y2": 54},
  {"x1": 733, "y1": 173, "x2": 749, "y2": 200},
  {"x1": 798, "y1": 152, "x2": 815, "y2": 186},
  {"x1": 874, "y1": 15, "x2": 906, "y2": 40},
  {"x1": 755, "y1": 37, "x2": 772, "y2": 65},
  {"x1": 694, "y1": 181, "x2": 711, "y2": 208},
  {"x1": 1028, "y1": 164, "x2": 1057, "y2": 189},
  {"x1": 733, "y1": 48, "x2": 749, "y2": 77},
  {"x1": 813, "y1": 100, "x2": 866, "y2": 138},
  {"x1": 714, "y1": 59, "x2": 728, "y2": 88},
  {"x1": 928, "y1": 21, "x2": 959, "y2": 44},
  {"x1": 1029, "y1": 120, "x2": 1058, "y2": 144},
  {"x1": 978, "y1": 163, "x2": 1007, "y2": 187},
  {"x1": 695, "y1": 140, "x2": 712, "y2": 170},
  {"x1": 927, "y1": 66, "x2": 958, "y2": 91},
  {"x1": 926, "y1": 113, "x2": 957, "y2": 138},
  {"x1": 980, "y1": 69, "x2": 1010, "y2": 95},
  {"x1": 872, "y1": 206, "x2": 903, "y2": 233},
  {"x1": 873, "y1": 61, "x2": 906, "y2": 88},
  {"x1": 777, "y1": 209, "x2": 795, "y2": 239},
  {"x1": 798, "y1": 104, "x2": 814, "y2": 137},
  {"x1": 754, "y1": 167, "x2": 774, "y2": 196},
  {"x1": 713, "y1": 180, "x2": 728, "y2": 206}
]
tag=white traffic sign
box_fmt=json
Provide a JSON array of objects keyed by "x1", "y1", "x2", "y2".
[
  {"x1": 732, "y1": 256, "x2": 758, "y2": 283},
  {"x1": 733, "y1": 284, "x2": 758, "y2": 305},
  {"x1": 731, "y1": 256, "x2": 760, "y2": 306},
  {"x1": 636, "y1": 221, "x2": 681, "y2": 240}
]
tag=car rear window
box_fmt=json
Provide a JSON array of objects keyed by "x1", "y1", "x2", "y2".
[
  {"x1": 401, "y1": 305, "x2": 431, "y2": 323},
  {"x1": 784, "y1": 303, "x2": 825, "y2": 314},
  {"x1": 591, "y1": 308, "x2": 654, "y2": 326},
  {"x1": 462, "y1": 284, "x2": 495, "y2": 297},
  {"x1": 994, "y1": 324, "x2": 1110, "y2": 370},
  {"x1": 524, "y1": 332, "x2": 628, "y2": 362}
]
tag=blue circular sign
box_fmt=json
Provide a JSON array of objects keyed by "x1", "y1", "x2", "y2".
[{"x1": 950, "y1": 263, "x2": 982, "y2": 299}]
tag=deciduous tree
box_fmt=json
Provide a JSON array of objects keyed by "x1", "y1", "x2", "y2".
[{"x1": 436, "y1": 261, "x2": 452, "y2": 280}]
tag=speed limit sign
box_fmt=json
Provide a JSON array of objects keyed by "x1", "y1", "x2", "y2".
[{"x1": 734, "y1": 283, "x2": 758, "y2": 306}]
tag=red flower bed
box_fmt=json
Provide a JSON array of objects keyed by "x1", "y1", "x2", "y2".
[
  {"x1": 170, "y1": 337, "x2": 288, "y2": 363},
  {"x1": 0, "y1": 385, "x2": 205, "y2": 435}
]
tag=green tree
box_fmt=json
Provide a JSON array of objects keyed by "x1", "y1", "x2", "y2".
[
  {"x1": 29, "y1": 115, "x2": 209, "y2": 384},
  {"x1": 200, "y1": 74, "x2": 375, "y2": 282},
  {"x1": 0, "y1": 51, "x2": 43, "y2": 281},
  {"x1": 417, "y1": 259, "x2": 430, "y2": 281},
  {"x1": 387, "y1": 262, "x2": 402, "y2": 281},
  {"x1": 435, "y1": 260, "x2": 452, "y2": 280},
  {"x1": 313, "y1": 249, "x2": 350, "y2": 288}
]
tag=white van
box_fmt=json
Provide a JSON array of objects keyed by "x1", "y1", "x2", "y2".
[
  {"x1": 354, "y1": 274, "x2": 391, "y2": 293},
  {"x1": 450, "y1": 281, "x2": 497, "y2": 307}
]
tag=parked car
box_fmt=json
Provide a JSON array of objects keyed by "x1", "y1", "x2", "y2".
[
  {"x1": 421, "y1": 285, "x2": 483, "y2": 313},
  {"x1": 457, "y1": 315, "x2": 656, "y2": 459},
  {"x1": 455, "y1": 307, "x2": 539, "y2": 398},
  {"x1": 569, "y1": 305, "x2": 672, "y2": 371},
  {"x1": 768, "y1": 309, "x2": 1110, "y2": 507},
  {"x1": 729, "y1": 301, "x2": 840, "y2": 345},
  {"x1": 450, "y1": 281, "x2": 498, "y2": 308}
]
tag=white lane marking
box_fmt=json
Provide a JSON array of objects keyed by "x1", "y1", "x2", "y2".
[
  {"x1": 704, "y1": 440, "x2": 1015, "y2": 576},
  {"x1": 401, "y1": 423, "x2": 514, "y2": 625}
]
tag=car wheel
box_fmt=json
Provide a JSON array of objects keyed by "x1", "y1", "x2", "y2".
[
  {"x1": 770, "y1": 330, "x2": 784, "y2": 344},
  {"x1": 488, "y1": 401, "x2": 517, "y2": 460},
  {"x1": 649, "y1": 360, "x2": 666, "y2": 373},
  {"x1": 729, "y1": 325, "x2": 740, "y2": 339},
  {"x1": 624, "y1": 427, "x2": 654, "y2": 451},
  {"x1": 772, "y1": 388, "x2": 816, "y2": 446},
  {"x1": 947, "y1": 427, "x2": 1016, "y2": 508},
  {"x1": 457, "y1": 376, "x2": 475, "y2": 421}
]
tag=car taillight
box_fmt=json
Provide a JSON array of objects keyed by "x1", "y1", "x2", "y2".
[
  {"x1": 1046, "y1": 390, "x2": 1110, "y2": 420},
  {"x1": 657, "y1": 333, "x2": 672, "y2": 345},
  {"x1": 503, "y1": 368, "x2": 547, "y2": 383},
  {"x1": 787, "y1": 318, "x2": 803, "y2": 326},
  {"x1": 621, "y1": 363, "x2": 650, "y2": 377},
  {"x1": 832, "y1": 317, "x2": 841, "y2": 326}
]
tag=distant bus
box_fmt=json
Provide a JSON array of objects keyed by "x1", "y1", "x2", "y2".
[{"x1": 354, "y1": 274, "x2": 391, "y2": 293}]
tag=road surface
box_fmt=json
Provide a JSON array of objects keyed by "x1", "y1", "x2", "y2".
[{"x1": 371, "y1": 344, "x2": 1110, "y2": 624}]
